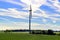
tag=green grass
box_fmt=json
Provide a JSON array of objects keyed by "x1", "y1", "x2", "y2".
[{"x1": 0, "y1": 32, "x2": 60, "y2": 40}]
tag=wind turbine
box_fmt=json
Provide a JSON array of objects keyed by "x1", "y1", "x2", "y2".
[{"x1": 29, "y1": 5, "x2": 32, "y2": 34}]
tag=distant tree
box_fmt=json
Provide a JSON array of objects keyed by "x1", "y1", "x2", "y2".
[
  {"x1": 47, "y1": 29, "x2": 54, "y2": 35},
  {"x1": 31, "y1": 30, "x2": 35, "y2": 34},
  {"x1": 4, "y1": 29, "x2": 12, "y2": 32},
  {"x1": 42, "y1": 30, "x2": 46, "y2": 34}
]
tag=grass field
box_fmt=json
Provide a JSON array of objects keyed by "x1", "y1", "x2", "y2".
[{"x1": 0, "y1": 32, "x2": 60, "y2": 40}]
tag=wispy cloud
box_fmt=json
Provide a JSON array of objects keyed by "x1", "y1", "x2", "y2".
[
  {"x1": 0, "y1": 22, "x2": 60, "y2": 30},
  {"x1": 0, "y1": 7, "x2": 60, "y2": 24},
  {"x1": 46, "y1": 0, "x2": 60, "y2": 12},
  {"x1": 0, "y1": 0, "x2": 26, "y2": 7},
  {"x1": 0, "y1": 0, "x2": 60, "y2": 30},
  {"x1": 0, "y1": 8, "x2": 29, "y2": 19}
]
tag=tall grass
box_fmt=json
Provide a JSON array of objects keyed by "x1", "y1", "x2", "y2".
[{"x1": 0, "y1": 32, "x2": 60, "y2": 40}]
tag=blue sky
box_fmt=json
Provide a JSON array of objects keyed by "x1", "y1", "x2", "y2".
[{"x1": 0, "y1": 0, "x2": 60, "y2": 30}]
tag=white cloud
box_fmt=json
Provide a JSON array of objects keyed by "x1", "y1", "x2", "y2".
[
  {"x1": 21, "y1": 0, "x2": 47, "y2": 12},
  {"x1": 49, "y1": 16, "x2": 60, "y2": 21},
  {"x1": 0, "y1": 8, "x2": 49, "y2": 19},
  {"x1": 53, "y1": 20, "x2": 56, "y2": 23},
  {"x1": 0, "y1": 0, "x2": 60, "y2": 16},
  {"x1": 20, "y1": 0, "x2": 60, "y2": 22},
  {"x1": 0, "y1": 0, "x2": 26, "y2": 7},
  {"x1": 1, "y1": 0, "x2": 60, "y2": 20},
  {"x1": 0, "y1": 22, "x2": 60, "y2": 30},
  {"x1": 0, "y1": 8, "x2": 60, "y2": 24},
  {"x1": 0, "y1": 8, "x2": 29, "y2": 19},
  {"x1": 42, "y1": 19, "x2": 47, "y2": 23},
  {"x1": 0, "y1": 0, "x2": 60, "y2": 29},
  {"x1": 47, "y1": 0, "x2": 60, "y2": 12},
  {"x1": 51, "y1": 14, "x2": 60, "y2": 16}
]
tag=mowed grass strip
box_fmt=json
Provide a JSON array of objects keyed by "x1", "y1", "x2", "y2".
[{"x1": 0, "y1": 32, "x2": 60, "y2": 40}]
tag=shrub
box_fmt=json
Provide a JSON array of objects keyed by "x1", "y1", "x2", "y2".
[{"x1": 47, "y1": 29, "x2": 55, "y2": 35}]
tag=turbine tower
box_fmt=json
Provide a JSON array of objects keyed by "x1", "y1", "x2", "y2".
[{"x1": 29, "y1": 5, "x2": 32, "y2": 34}]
